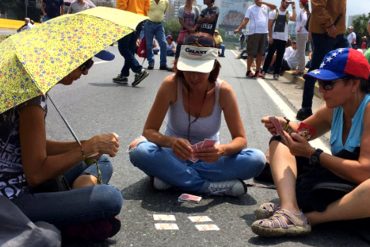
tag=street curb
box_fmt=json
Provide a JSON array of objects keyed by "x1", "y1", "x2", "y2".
[{"x1": 283, "y1": 70, "x2": 321, "y2": 99}]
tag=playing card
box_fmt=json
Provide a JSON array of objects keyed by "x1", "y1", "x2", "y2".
[
  {"x1": 188, "y1": 216, "x2": 212, "y2": 223},
  {"x1": 178, "y1": 193, "x2": 202, "y2": 203},
  {"x1": 154, "y1": 223, "x2": 179, "y2": 230},
  {"x1": 194, "y1": 224, "x2": 220, "y2": 231},
  {"x1": 202, "y1": 139, "x2": 216, "y2": 149},
  {"x1": 269, "y1": 116, "x2": 284, "y2": 137},
  {"x1": 153, "y1": 214, "x2": 176, "y2": 221}
]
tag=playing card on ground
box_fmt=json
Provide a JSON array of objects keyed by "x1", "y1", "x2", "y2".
[
  {"x1": 153, "y1": 214, "x2": 176, "y2": 221},
  {"x1": 188, "y1": 216, "x2": 212, "y2": 223},
  {"x1": 195, "y1": 224, "x2": 220, "y2": 231},
  {"x1": 154, "y1": 223, "x2": 179, "y2": 230}
]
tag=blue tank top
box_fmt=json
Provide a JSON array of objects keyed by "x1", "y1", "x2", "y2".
[
  {"x1": 164, "y1": 79, "x2": 222, "y2": 145},
  {"x1": 330, "y1": 94, "x2": 370, "y2": 155}
]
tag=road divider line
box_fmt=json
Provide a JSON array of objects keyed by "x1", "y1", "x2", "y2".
[{"x1": 231, "y1": 50, "x2": 330, "y2": 153}]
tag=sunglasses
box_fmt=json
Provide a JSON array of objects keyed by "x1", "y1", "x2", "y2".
[
  {"x1": 79, "y1": 58, "x2": 94, "y2": 73},
  {"x1": 185, "y1": 35, "x2": 215, "y2": 47},
  {"x1": 317, "y1": 78, "x2": 346, "y2": 91}
]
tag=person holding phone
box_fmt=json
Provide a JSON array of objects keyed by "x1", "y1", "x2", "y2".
[
  {"x1": 128, "y1": 33, "x2": 266, "y2": 197},
  {"x1": 253, "y1": 48, "x2": 370, "y2": 237}
]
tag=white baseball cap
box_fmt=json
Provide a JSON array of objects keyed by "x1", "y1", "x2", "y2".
[{"x1": 177, "y1": 45, "x2": 218, "y2": 73}]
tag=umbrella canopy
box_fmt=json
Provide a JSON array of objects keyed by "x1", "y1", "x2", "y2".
[{"x1": 0, "y1": 7, "x2": 147, "y2": 114}]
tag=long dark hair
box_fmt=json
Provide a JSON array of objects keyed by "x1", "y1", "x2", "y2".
[{"x1": 303, "y1": 2, "x2": 310, "y2": 15}]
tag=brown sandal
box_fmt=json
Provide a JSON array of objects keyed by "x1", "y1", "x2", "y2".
[
  {"x1": 251, "y1": 209, "x2": 311, "y2": 237},
  {"x1": 255, "y1": 202, "x2": 279, "y2": 220}
]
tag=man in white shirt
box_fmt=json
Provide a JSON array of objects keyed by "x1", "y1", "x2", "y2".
[
  {"x1": 260, "y1": 0, "x2": 296, "y2": 79},
  {"x1": 234, "y1": 0, "x2": 276, "y2": 78},
  {"x1": 347, "y1": 26, "x2": 357, "y2": 48}
]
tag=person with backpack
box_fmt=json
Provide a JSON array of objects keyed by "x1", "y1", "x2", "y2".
[
  {"x1": 113, "y1": 0, "x2": 149, "y2": 86},
  {"x1": 260, "y1": 0, "x2": 296, "y2": 80},
  {"x1": 293, "y1": 0, "x2": 310, "y2": 76}
]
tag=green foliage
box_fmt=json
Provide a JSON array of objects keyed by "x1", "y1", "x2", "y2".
[
  {"x1": 352, "y1": 13, "x2": 370, "y2": 39},
  {"x1": 164, "y1": 18, "x2": 181, "y2": 41}
]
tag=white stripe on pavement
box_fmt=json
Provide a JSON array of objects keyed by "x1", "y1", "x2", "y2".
[{"x1": 231, "y1": 50, "x2": 330, "y2": 153}]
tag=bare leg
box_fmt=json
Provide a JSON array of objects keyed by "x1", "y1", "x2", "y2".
[
  {"x1": 247, "y1": 56, "x2": 254, "y2": 72},
  {"x1": 269, "y1": 140, "x2": 301, "y2": 213},
  {"x1": 256, "y1": 54, "x2": 263, "y2": 72},
  {"x1": 307, "y1": 179, "x2": 370, "y2": 225}
]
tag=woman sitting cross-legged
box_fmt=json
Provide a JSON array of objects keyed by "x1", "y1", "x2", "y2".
[
  {"x1": 252, "y1": 48, "x2": 370, "y2": 237},
  {"x1": 129, "y1": 33, "x2": 266, "y2": 197}
]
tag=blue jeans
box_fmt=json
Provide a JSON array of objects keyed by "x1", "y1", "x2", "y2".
[
  {"x1": 12, "y1": 155, "x2": 123, "y2": 228},
  {"x1": 144, "y1": 21, "x2": 167, "y2": 67},
  {"x1": 301, "y1": 33, "x2": 348, "y2": 109},
  {"x1": 219, "y1": 44, "x2": 225, "y2": 56},
  {"x1": 118, "y1": 23, "x2": 143, "y2": 77},
  {"x1": 129, "y1": 141, "x2": 266, "y2": 193}
]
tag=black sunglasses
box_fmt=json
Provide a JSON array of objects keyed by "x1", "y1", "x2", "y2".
[
  {"x1": 185, "y1": 35, "x2": 215, "y2": 47},
  {"x1": 79, "y1": 58, "x2": 94, "y2": 73},
  {"x1": 317, "y1": 78, "x2": 350, "y2": 91}
]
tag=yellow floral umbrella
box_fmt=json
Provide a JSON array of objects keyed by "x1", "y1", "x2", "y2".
[{"x1": 0, "y1": 7, "x2": 147, "y2": 114}]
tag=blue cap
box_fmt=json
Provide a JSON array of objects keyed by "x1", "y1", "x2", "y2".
[
  {"x1": 94, "y1": 50, "x2": 115, "y2": 61},
  {"x1": 306, "y1": 48, "x2": 370, "y2": 81}
]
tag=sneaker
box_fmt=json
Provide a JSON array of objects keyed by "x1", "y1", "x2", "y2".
[
  {"x1": 205, "y1": 180, "x2": 247, "y2": 197},
  {"x1": 112, "y1": 74, "x2": 128, "y2": 84},
  {"x1": 257, "y1": 71, "x2": 265, "y2": 78},
  {"x1": 273, "y1": 74, "x2": 279, "y2": 80},
  {"x1": 63, "y1": 217, "x2": 121, "y2": 242},
  {"x1": 132, "y1": 69, "x2": 149, "y2": 87},
  {"x1": 296, "y1": 108, "x2": 313, "y2": 121},
  {"x1": 148, "y1": 63, "x2": 154, "y2": 70},
  {"x1": 153, "y1": 177, "x2": 172, "y2": 190},
  {"x1": 159, "y1": 65, "x2": 174, "y2": 72},
  {"x1": 246, "y1": 70, "x2": 254, "y2": 78}
]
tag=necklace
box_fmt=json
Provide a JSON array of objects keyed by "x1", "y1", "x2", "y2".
[{"x1": 186, "y1": 84, "x2": 209, "y2": 141}]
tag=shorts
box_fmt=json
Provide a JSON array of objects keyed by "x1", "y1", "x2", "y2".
[
  {"x1": 247, "y1": 33, "x2": 267, "y2": 57},
  {"x1": 269, "y1": 136, "x2": 356, "y2": 213}
]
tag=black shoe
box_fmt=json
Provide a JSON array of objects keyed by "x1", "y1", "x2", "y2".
[
  {"x1": 148, "y1": 64, "x2": 154, "y2": 70},
  {"x1": 159, "y1": 65, "x2": 173, "y2": 72},
  {"x1": 296, "y1": 108, "x2": 313, "y2": 121},
  {"x1": 132, "y1": 69, "x2": 149, "y2": 87},
  {"x1": 112, "y1": 74, "x2": 128, "y2": 84}
]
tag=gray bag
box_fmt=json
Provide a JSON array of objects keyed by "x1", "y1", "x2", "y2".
[{"x1": 0, "y1": 196, "x2": 61, "y2": 247}]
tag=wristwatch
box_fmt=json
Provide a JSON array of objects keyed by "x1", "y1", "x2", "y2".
[{"x1": 309, "y1": 148, "x2": 323, "y2": 166}]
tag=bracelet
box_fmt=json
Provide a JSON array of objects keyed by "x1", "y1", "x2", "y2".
[{"x1": 283, "y1": 117, "x2": 290, "y2": 130}]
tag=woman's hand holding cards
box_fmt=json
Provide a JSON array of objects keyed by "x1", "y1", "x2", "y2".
[
  {"x1": 283, "y1": 131, "x2": 315, "y2": 158},
  {"x1": 171, "y1": 137, "x2": 193, "y2": 160},
  {"x1": 195, "y1": 144, "x2": 225, "y2": 163}
]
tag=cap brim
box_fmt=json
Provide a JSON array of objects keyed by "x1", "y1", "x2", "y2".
[
  {"x1": 94, "y1": 50, "x2": 115, "y2": 61},
  {"x1": 177, "y1": 57, "x2": 215, "y2": 73},
  {"x1": 305, "y1": 69, "x2": 346, "y2": 80}
]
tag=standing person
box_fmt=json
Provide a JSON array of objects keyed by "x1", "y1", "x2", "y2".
[
  {"x1": 214, "y1": 29, "x2": 225, "y2": 57},
  {"x1": 234, "y1": 0, "x2": 276, "y2": 78},
  {"x1": 128, "y1": 34, "x2": 266, "y2": 197},
  {"x1": 67, "y1": 0, "x2": 95, "y2": 14},
  {"x1": 113, "y1": 0, "x2": 150, "y2": 86},
  {"x1": 252, "y1": 48, "x2": 370, "y2": 237},
  {"x1": 0, "y1": 52, "x2": 123, "y2": 242},
  {"x1": 260, "y1": 0, "x2": 296, "y2": 80},
  {"x1": 196, "y1": 0, "x2": 219, "y2": 36},
  {"x1": 41, "y1": 0, "x2": 64, "y2": 22},
  {"x1": 346, "y1": 26, "x2": 357, "y2": 49},
  {"x1": 176, "y1": 0, "x2": 200, "y2": 59},
  {"x1": 293, "y1": 0, "x2": 310, "y2": 76},
  {"x1": 145, "y1": 0, "x2": 172, "y2": 71},
  {"x1": 296, "y1": 0, "x2": 348, "y2": 121}
]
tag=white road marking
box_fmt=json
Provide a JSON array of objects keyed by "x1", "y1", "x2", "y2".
[
  {"x1": 188, "y1": 216, "x2": 213, "y2": 223},
  {"x1": 153, "y1": 214, "x2": 176, "y2": 221},
  {"x1": 231, "y1": 50, "x2": 330, "y2": 153},
  {"x1": 154, "y1": 223, "x2": 179, "y2": 230},
  {"x1": 195, "y1": 224, "x2": 220, "y2": 231}
]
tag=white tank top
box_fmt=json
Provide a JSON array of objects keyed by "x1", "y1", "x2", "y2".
[{"x1": 164, "y1": 79, "x2": 222, "y2": 144}]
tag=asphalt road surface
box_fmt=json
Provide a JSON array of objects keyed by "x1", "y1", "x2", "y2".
[{"x1": 45, "y1": 47, "x2": 369, "y2": 247}]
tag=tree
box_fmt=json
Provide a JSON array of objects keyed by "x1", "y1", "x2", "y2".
[
  {"x1": 0, "y1": 0, "x2": 26, "y2": 19},
  {"x1": 352, "y1": 13, "x2": 370, "y2": 43},
  {"x1": 164, "y1": 18, "x2": 181, "y2": 42}
]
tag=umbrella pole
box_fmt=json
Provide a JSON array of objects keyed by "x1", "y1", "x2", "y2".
[{"x1": 46, "y1": 94, "x2": 82, "y2": 147}]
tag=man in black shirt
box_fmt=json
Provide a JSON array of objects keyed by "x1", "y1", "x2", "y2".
[
  {"x1": 197, "y1": 0, "x2": 219, "y2": 36},
  {"x1": 41, "y1": 0, "x2": 64, "y2": 22}
]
